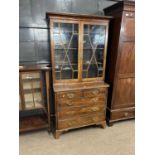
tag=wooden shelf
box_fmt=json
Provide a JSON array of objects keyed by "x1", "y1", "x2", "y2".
[{"x1": 19, "y1": 115, "x2": 48, "y2": 133}]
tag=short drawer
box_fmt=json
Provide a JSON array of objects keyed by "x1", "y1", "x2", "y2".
[
  {"x1": 56, "y1": 91, "x2": 82, "y2": 99},
  {"x1": 58, "y1": 113, "x2": 105, "y2": 129},
  {"x1": 58, "y1": 104, "x2": 105, "y2": 119},
  {"x1": 83, "y1": 88, "x2": 106, "y2": 97},
  {"x1": 111, "y1": 108, "x2": 135, "y2": 120},
  {"x1": 57, "y1": 96, "x2": 106, "y2": 108},
  {"x1": 21, "y1": 72, "x2": 41, "y2": 80}
]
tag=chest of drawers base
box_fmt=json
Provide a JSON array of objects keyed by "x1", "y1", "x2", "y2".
[
  {"x1": 53, "y1": 82, "x2": 109, "y2": 139},
  {"x1": 106, "y1": 107, "x2": 135, "y2": 126}
]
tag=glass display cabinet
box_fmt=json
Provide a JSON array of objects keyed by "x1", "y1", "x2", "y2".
[
  {"x1": 47, "y1": 12, "x2": 111, "y2": 139},
  {"x1": 19, "y1": 65, "x2": 51, "y2": 132}
]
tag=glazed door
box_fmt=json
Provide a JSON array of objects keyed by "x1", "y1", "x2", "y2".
[
  {"x1": 81, "y1": 22, "x2": 109, "y2": 80},
  {"x1": 51, "y1": 20, "x2": 80, "y2": 82},
  {"x1": 19, "y1": 71, "x2": 45, "y2": 110}
]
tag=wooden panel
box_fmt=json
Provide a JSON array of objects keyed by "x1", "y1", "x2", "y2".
[
  {"x1": 111, "y1": 107, "x2": 135, "y2": 120},
  {"x1": 58, "y1": 104, "x2": 105, "y2": 119},
  {"x1": 57, "y1": 96, "x2": 106, "y2": 108},
  {"x1": 58, "y1": 113, "x2": 105, "y2": 129},
  {"x1": 113, "y1": 78, "x2": 135, "y2": 109},
  {"x1": 118, "y1": 42, "x2": 135, "y2": 74},
  {"x1": 121, "y1": 11, "x2": 135, "y2": 41}
]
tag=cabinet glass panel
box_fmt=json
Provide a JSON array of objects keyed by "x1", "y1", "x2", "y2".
[
  {"x1": 53, "y1": 22, "x2": 79, "y2": 80},
  {"x1": 82, "y1": 24, "x2": 106, "y2": 78},
  {"x1": 21, "y1": 72, "x2": 44, "y2": 110}
]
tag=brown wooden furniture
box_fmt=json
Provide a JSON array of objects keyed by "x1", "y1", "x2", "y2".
[
  {"x1": 47, "y1": 12, "x2": 111, "y2": 138},
  {"x1": 104, "y1": 1, "x2": 135, "y2": 126},
  {"x1": 19, "y1": 64, "x2": 52, "y2": 132}
]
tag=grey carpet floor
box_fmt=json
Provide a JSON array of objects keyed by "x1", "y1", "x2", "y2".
[{"x1": 19, "y1": 120, "x2": 135, "y2": 155}]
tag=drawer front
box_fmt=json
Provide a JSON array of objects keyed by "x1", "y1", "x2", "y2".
[
  {"x1": 121, "y1": 11, "x2": 135, "y2": 41},
  {"x1": 58, "y1": 104, "x2": 105, "y2": 119},
  {"x1": 21, "y1": 72, "x2": 41, "y2": 80},
  {"x1": 57, "y1": 91, "x2": 82, "y2": 99},
  {"x1": 57, "y1": 96, "x2": 106, "y2": 108},
  {"x1": 58, "y1": 113, "x2": 105, "y2": 129},
  {"x1": 111, "y1": 108, "x2": 135, "y2": 120},
  {"x1": 83, "y1": 88, "x2": 106, "y2": 97}
]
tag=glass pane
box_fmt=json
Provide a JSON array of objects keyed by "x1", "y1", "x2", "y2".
[
  {"x1": 21, "y1": 72, "x2": 44, "y2": 110},
  {"x1": 33, "y1": 92, "x2": 44, "y2": 108},
  {"x1": 53, "y1": 22, "x2": 79, "y2": 80},
  {"x1": 24, "y1": 93, "x2": 34, "y2": 109},
  {"x1": 54, "y1": 23, "x2": 78, "y2": 33},
  {"x1": 82, "y1": 24, "x2": 106, "y2": 78}
]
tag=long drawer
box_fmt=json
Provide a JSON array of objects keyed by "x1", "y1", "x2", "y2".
[
  {"x1": 58, "y1": 113, "x2": 105, "y2": 130},
  {"x1": 57, "y1": 96, "x2": 106, "y2": 108},
  {"x1": 58, "y1": 104, "x2": 105, "y2": 119},
  {"x1": 56, "y1": 87, "x2": 106, "y2": 100},
  {"x1": 111, "y1": 107, "x2": 135, "y2": 120}
]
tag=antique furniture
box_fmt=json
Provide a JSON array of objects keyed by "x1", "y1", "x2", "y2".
[
  {"x1": 19, "y1": 64, "x2": 52, "y2": 132},
  {"x1": 104, "y1": 1, "x2": 135, "y2": 126},
  {"x1": 47, "y1": 12, "x2": 111, "y2": 138}
]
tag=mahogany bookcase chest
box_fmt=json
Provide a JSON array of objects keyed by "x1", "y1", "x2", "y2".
[{"x1": 47, "y1": 12, "x2": 111, "y2": 138}]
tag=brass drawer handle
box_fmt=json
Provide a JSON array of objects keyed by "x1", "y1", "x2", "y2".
[
  {"x1": 91, "y1": 107, "x2": 99, "y2": 112},
  {"x1": 126, "y1": 13, "x2": 129, "y2": 17},
  {"x1": 68, "y1": 121, "x2": 76, "y2": 126},
  {"x1": 92, "y1": 117, "x2": 98, "y2": 121},
  {"x1": 92, "y1": 90, "x2": 99, "y2": 95},
  {"x1": 66, "y1": 102, "x2": 73, "y2": 106},
  {"x1": 91, "y1": 98, "x2": 98, "y2": 103},
  {"x1": 125, "y1": 13, "x2": 134, "y2": 17},
  {"x1": 124, "y1": 112, "x2": 129, "y2": 117},
  {"x1": 66, "y1": 111, "x2": 75, "y2": 115},
  {"x1": 67, "y1": 93, "x2": 74, "y2": 98}
]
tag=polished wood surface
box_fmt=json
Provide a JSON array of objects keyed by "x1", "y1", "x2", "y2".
[
  {"x1": 48, "y1": 12, "x2": 110, "y2": 138},
  {"x1": 104, "y1": 1, "x2": 135, "y2": 125},
  {"x1": 58, "y1": 113, "x2": 105, "y2": 130},
  {"x1": 118, "y1": 42, "x2": 135, "y2": 74},
  {"x1": 54, "y1": 82, "x2": 109, "y2": 138}
]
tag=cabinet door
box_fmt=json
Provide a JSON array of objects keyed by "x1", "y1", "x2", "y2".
[
  {"x1": 118, "y1": 42, "x2": 135, "y2": 74},
  {"x1": 113, "y1": 78, "x2": 135, "y2": 109},
  {"x1": 52, "y1": 21, "x2": 80, "y2": 81},
  {"x1": 20, "y1": 71, "x2": 45, "y2": 110},
  {"x1": 81, "y1": 22, "x2": 108, "y2": 80}
]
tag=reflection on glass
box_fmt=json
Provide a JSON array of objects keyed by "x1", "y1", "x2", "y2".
[
  {"x1": 82, "y1": 24, "x2": 106, "y2": 78},
  {"x1": 21, "y1": 72, "x2": 44, "y2": 110},
  {"x1": 53, "y1": 22, "x2": 79, "y2": 80}
]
